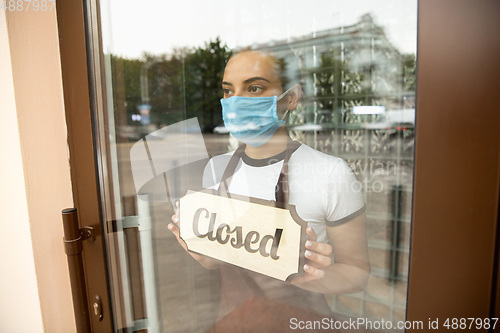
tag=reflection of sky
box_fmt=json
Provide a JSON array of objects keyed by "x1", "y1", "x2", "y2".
[{"x1": 101, "y1": 0, "x2": 416, "y2": 58}]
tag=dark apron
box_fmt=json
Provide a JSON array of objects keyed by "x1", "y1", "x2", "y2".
[{"x1": 213, "y1": 139, "x2": 333, "y2": 330}]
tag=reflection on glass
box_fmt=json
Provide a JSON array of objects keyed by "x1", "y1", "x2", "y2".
[{"x1": 97, "y1": 1, "x2": 416, "y2": 332}]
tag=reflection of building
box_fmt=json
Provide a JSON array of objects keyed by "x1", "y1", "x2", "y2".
[
  {"x1": 250, "y1": 13, "x2": 414, "y2": 128},
  {"x1": 247, "y1": 14, "x2": 415, "y2": 325}
]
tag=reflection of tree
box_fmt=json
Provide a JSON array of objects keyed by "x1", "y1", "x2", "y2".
[
  {"x1": 109, "y1": 37, "x2": 231, "y2": 137},
  {"x1": 110, "y1": 56, "x2": 143, "y2": 132},
  {"x1": 184, "y1": 37, "x2": 232, "y2": 130},
  {"x1": 146, "y1": 50, "x2": 187, "y2": 126},
  {"x1": 402, "y1": 54, "x2": 416, "y2": 91}
]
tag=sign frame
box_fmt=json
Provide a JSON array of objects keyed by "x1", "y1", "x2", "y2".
[{"x1": 179, "y1": 188, "x2": 307, "y2": 282}]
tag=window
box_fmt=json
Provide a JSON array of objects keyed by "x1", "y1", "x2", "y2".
[{"x1": 95, "y1": 1, "x2": 417, "y2": 331}]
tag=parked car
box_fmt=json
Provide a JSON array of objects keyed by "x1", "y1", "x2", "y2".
[{"x1": 213, "y1": 124, "x2": 229, "y2": 134}]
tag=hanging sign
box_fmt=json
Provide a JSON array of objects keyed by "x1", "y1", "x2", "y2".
[{"x1": 179, "y1": 189, "x2": 307, "y2": 281}]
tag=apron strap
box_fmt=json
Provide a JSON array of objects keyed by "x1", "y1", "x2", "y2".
[
  {"x1": 219, "y1": 138, "x2": 301, "y2": 204},
  {"x1": 275, "y1": 140, "x2": 301, "y2": 204},
  {"x1": 218, "y1": 144, "x2": 246, "y2": 198}
]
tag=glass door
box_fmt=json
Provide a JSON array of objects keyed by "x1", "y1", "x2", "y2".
[{"x1": 88, "y1": 0, "x2": 417, "y2": 331}]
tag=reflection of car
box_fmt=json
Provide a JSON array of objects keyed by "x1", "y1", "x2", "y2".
[
  {"x1": 290, "y1": 124, "x2": 324, "y2": 131},
  {"x1": 361, "y1": 109, "x2": 415, "y2": 130},
  {"x1": 213, "y1": 124, "x2": 229, "y2": 134},
  {"x1": 384, "y1": 109, "x2": 415, "y2": 125}
]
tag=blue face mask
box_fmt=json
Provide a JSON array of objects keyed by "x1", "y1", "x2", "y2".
[{"x1": 220, "y1": 89, "x2": 290, "y2": 147}]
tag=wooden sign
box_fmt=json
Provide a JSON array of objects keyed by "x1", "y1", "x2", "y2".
[{"x1": 179, "y1": 189, "x2": 307, "y2": 281}]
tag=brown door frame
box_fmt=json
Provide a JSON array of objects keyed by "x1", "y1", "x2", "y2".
[
  {"x1": 407, "y1": 0, "x2": 500, "y2": 325},
  {"x1": 56, "y1": 0, "x2": 113, "y2": 331},
  {"x1": 57, "y1": 0, "x2": 500, "y2": 331}
]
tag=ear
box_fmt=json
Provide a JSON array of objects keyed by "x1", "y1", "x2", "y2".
[{"x1": 286, "y1": 83, "x2": 302, "y2": 111}]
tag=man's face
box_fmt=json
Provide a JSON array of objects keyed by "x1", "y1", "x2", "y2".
[{"x1": 222, "y1": 51, "x2": 284, "y2": 99}]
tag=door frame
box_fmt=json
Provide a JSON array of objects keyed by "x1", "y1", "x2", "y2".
[
  {"x1": 407, "y1": 0, "x2": 500, "y2": 324},
  {"x1": 56, "y1": 0, "x2": 113, "y2": 331},
  {"x1": 57, "y1": 0, "x2": 500, "y2": 331}
]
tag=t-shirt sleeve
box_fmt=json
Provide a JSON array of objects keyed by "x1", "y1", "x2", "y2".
[{"x1": 323, "y1": 159, "x2": 366, "y2": 226}]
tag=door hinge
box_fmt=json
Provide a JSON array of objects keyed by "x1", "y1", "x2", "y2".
[
  {"x1": 64, "y1": 224, "x2": 95, "y2": 256},
  {"x1": 62, "y1": 208, "x2": 95, "y2": 332}
]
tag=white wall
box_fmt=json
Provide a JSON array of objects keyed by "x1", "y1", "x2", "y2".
[
  {"x1": 1, "y1": 7, "x2": 77, "y2": 331},
  {"x1": 0, "y1": 11, "x2": 44, "y2": 333}
]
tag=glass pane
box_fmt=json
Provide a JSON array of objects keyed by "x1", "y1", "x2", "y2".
[{"x1": 95, "y1": 0, "x2": 416, "y2": 331}]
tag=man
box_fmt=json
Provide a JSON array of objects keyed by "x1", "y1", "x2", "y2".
[{"x1": 169, "y1": 50, "x2": 369, "y2": 322}]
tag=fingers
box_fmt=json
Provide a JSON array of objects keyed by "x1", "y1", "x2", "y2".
[
  {"x1": 286, "y1": 223, "x2": 339, "y2": 286},
  {"x1": 306, "y1": 225, "x2": 317, "y2": 241},
  {"x1": 305, "y1": 239, "x2": 333, "y2": 257},
  {"x1": 168, "y1": 204, "x2": 216, "y2": 267},
  {"x1": 168, "y1": 218, "x2": 216, "y2": 268},
  {"x1": 303, "y1": 264, "x2": 325, "y2": 279},
  {"x1": 168, "y1": 221, "x2": 180, "y2": 240},
  {"x1": 170, "y1": 201, "x2": 180, "y2": 238},
  {"x1": 168, "y1": 219, "x2": 179, "y2": 235},
  {"x1": 304, "y1": 225, "x2": 333, "y2": 269},
  {"x1": 305, "y1": 248, "x2": 332, "y2": 267},
  {"x1": 170, "y1": 201, "x2": 180, "y2": 233},
  {"x1": 174, "y1": 201, "x2": 180, "y2": 219},
  {"x1": 168, "y1": 222, "x2": 189, "y2": 251},
  {"x1": 168, "y1": 214, "x2": 189, "y2": 253},
  {"x1": 291, "y1": 265, "x2": 326, "y2": 285}
]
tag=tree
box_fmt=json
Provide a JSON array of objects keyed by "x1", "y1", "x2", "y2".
[
  {"x1": 402, "y1": 53, "x2": 416, "y2": 92},
  {"x1": 109, "y1": 55, "x2": 143, "y2": 132},
  {"x1": 108, "y1": 38, "x2": 231, "y2": 134},
  {"x1": 146, "y1": 51, "x2": 188, "y2": 126},
  {"x1": 184, "y1": 37, "x2": 232, "y2": 130}
]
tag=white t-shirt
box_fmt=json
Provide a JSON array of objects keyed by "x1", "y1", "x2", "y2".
[{"x1": 203, "y1": 144, "x2": 365, "y2": 243}]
